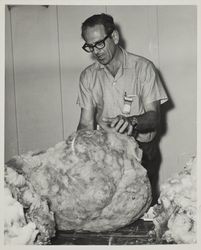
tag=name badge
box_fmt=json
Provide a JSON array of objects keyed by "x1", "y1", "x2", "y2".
[{"x1": 123, "y1": 92, "x2": 136, "y2": 115}]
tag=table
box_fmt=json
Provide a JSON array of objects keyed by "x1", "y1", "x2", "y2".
[{"x1": 51, "y1": 219, "x2": 162, "y2": 245}]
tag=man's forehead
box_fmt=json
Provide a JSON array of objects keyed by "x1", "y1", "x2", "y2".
[{"x1": 84, "y1": 24, "x2": 106, "y2": 39}]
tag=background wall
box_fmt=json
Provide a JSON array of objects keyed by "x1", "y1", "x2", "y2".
[{"x1": 5, "y1": 5, "x2": 197, "y2": 185}]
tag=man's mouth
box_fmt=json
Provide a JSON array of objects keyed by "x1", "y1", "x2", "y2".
[{"x1": 97, "y1": 55, "x2": 104, "y2": 60}]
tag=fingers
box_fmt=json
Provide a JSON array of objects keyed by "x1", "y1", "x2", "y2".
[
  {"x1": 110, "y1": 116, "x2": 121, "y2": 128},
  {"x1": 119, "y1": 120, "x2": 129, "y2": 133},
  {"x1": 114, "y1": 119, "x2": 125, "y2": 132},
  {"x1": 102, "y1": 116, "x2": 121, "y2": 128},
  {"x1": 102, "y1": 117, "x2": 116, "y2": 124},
  {"x1": 99, "y1": 117, "x2": 118, "y2": 133},
  {"x1": 127, "y1": 124, "x2": 133, "y2": 135},
  {"x1": 103, "y1": 116, "x2": 131, "y2": 134}
]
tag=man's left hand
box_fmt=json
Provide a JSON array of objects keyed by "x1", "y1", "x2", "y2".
[{"x1": 102, "y1": 115, "x2": 134, "y2": 135}]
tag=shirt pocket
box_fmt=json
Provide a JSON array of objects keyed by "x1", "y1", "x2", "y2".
[{"x1": 127, "y1": 94, "x2": 144, "y2": 116}]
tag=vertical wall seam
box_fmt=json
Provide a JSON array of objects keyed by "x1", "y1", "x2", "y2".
[
  {"x1": 56, "y1": 6, "x2": 65, "y2": 140},
  {"x1": 9, "y1": 8, "x2": 20, "y2": 155},
  {"x1": 156, "y1": 6, "x2": 161, "y2": 71},
  {"x1": 156, "y1": 6, "x2": 164, "y2": 184}
]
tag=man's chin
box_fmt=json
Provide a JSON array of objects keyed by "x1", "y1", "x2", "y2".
[{"x1": 97, "y1": 58, "x2": 108, "y2": 65}]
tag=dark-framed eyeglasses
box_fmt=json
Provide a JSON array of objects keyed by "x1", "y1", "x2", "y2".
[{"x1": 82, "y1": 30, "x2": 114, "y2": 53}]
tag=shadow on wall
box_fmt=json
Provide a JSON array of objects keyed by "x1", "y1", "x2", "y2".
[
  {"x1": 140, "y1": 71, "x2": 174, "y2": 204},
  {"x1": 158, "y1": 71, "x2": 175, "y2": 138},
  {"x1": 152, "y1": 71, "x2": 174, "y2": 203}
]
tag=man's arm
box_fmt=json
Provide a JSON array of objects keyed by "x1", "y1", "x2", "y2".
[
  {"x1": 77, "y1": 107, "x2": 95, "y2": 131},
  {"x1": 131, "y1": 100, "x2": 160, "y2": 132},
  {"x1": 102, "y1": 100, "x2": 160, "y2": 135}
]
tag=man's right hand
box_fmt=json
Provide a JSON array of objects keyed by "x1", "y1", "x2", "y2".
[{"x1": 98, "y1": 118, "x2": 117, "y2": 133}]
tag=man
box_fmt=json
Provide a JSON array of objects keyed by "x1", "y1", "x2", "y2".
[{"x1": 77, "y1": 13, "x2": 168, "y2": 204}]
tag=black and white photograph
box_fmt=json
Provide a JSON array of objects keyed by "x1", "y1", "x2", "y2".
[{"x1": 1, "y1": 0, "x2": 200, "y2": 247}]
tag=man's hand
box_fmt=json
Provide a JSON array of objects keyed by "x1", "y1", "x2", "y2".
[{"x1": 102, "y1": 115, "x2": 137, "y2": 135}]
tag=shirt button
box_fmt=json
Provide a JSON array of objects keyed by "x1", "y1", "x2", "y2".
[{"x1": 113, "y1": 81, "x2": 116, "y2": 85}]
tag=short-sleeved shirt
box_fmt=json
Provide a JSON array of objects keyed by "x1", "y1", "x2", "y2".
[{"x1": 77, "y1": 48, "x2": 168, "y2": 142}]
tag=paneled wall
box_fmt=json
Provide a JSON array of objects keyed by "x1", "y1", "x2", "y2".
[
  {"x1": 157, "y1": 6, "x2": 197, "y2": 183},
  {"x1": 5, "y1": 5, "x2": 197, "y2": 185}
]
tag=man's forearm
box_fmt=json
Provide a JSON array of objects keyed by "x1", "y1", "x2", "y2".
[
  {"x1": 131, "y1": 111, "x2": 160, "y2": 133},
  {"x1": 77, "y1": 122, "x2": 94, "y2": 131},
  {"x1": 77, "y1": 123, "x2": 86, "y2": 131},
  {"x1": 77, "y1": 107, "x2": 95, "y2": 131}
]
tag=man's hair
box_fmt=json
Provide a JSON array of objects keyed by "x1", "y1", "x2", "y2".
[{"x1": 81, "y1": 13, "x2": 115, "y2": 39}]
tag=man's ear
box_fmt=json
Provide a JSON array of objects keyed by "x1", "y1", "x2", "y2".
[{"x1": 111, "y1": 30, "x2": 119, "y2": 45}]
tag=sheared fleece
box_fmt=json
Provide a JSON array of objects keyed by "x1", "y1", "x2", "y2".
[{"x1": 5, "y1": 129, "x2": 152, "y2": 233}]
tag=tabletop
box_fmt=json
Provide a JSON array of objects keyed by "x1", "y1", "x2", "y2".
[{"x1": 51, "y1": 219, "x2": 169, "y2": 245}]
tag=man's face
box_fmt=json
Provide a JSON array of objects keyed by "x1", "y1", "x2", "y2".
[{"x1": 83, "y1": 24, "x2": 117, "y2": 65}]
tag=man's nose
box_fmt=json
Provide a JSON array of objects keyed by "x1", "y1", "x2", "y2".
[{"x1": 93, "y1": 47, "x2": 99, "y2": 54}]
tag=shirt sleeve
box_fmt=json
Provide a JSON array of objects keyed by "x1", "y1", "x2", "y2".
[
  {"x1": 76, "y1": 70, "x2": 95, "y2": 110},
  {"x1": 141, "y1": 61, "x2": 168, "y2": 105}
]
